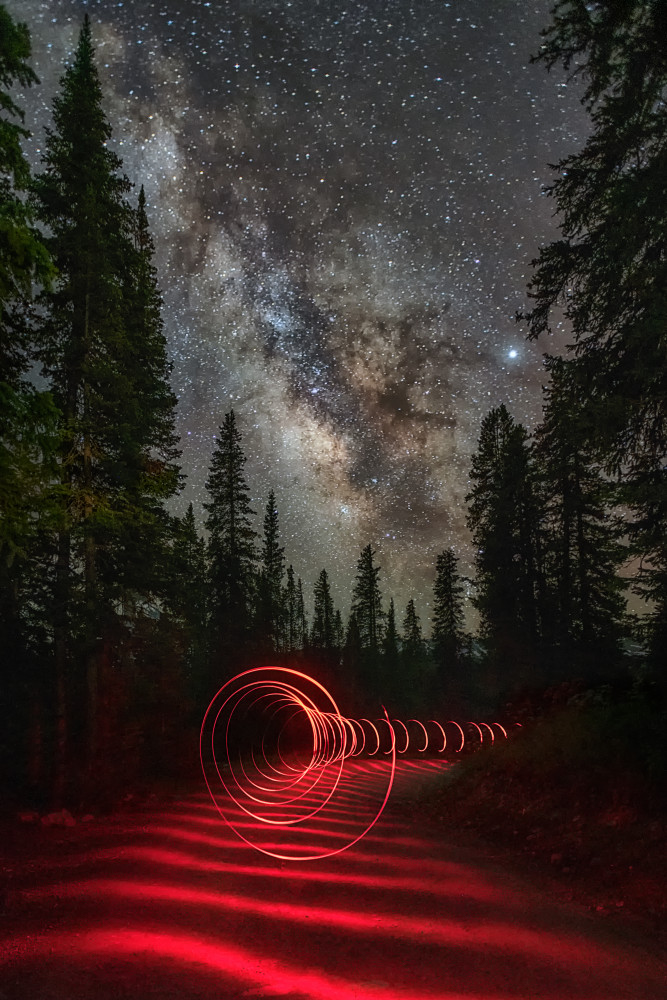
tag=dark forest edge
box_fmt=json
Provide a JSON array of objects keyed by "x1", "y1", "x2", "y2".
[
  {"x1": 1, "y1": 3, "x2": 666, "y2": 814},
  {"x1": 416, "y1": 679, "x2": 667, "y2": 935}
]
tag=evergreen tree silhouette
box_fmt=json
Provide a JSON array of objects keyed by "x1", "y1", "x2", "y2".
[
  {"x1": 311, "y1": 568, "x2": 335, "y2": 651},
  {"x1": 352, "y1": 544, "x2": 383, "y2": 652},
  {"x1": 32, "y1": 16, "x2": 180, "y2": 793},
  {"x1": 295, "y1": 575, "x2": 308, "y2": 650},
  {"x1": 382, "y1": 597, "x2": 400, "y2": 707},
  {"x1": 0, "y1": 5, "x2": 52, "y2": 384},
  {"x1": 284, "y1": 565, "x2": 299, "y2": 653},
  {"x1": 256, "y1": 490, "x2": 285, "y2": 653},
  {"x1": 534, "y1": 356, "x2": 627, "y2": 673},
  {"x1": 524, "y1": 0, "x2": 667, "y2": 673},
  {"x1": 432, "y1": 549, "x2": 467, "y2": 696},
  {"x1": 0, "y1": 5, "x2": 57, "y2": 798},
  {"x1": 466, "y1": 405, "x2": 541, "y2": 683},
  {"x1": 352, "y1": 544, "x2": 384, "y2": 699},
  {"x1": 204, "y1": 411, "x2": 257, "y2": 676}
]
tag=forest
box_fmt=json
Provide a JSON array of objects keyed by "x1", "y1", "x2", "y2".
[{"x1": 1, "y1": 4, "x2": 666, "y2": 812}]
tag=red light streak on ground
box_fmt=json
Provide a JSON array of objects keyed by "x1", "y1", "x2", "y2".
[
  {"x1": 15, "y1": 876, "x2": 644, "y2": 970},
  {"x1": 106, "y1": 844, "x2": 506, "y2": 900},
  {"x1": 0, "y1": 927, "x2": 514, "y2": 1000},
  {"x1": 2, "y1": 763, "x2": 666, "y2": 1000}
]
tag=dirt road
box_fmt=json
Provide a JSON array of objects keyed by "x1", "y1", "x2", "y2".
[{"x1": 1, "y1": 759, "x2": 665, "y2": 999}]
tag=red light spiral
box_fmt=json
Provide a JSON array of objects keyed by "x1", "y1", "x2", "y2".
[{"x1": 200, "y1": 666, "x2": 507, "y2": 861}]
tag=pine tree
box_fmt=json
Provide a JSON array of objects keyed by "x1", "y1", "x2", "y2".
[
  {"x1": 31, "y1": 16, "x2": 180, "y2": 794},
  {"x1": 402, "y1": 600, "x2": 423, "y2": 659},
  {"x1": 124, "y1": 186, "x2": 180, "y2": 475},
  {"x1": 523, "y1": 1, "x2": 667, "y2": 670},
  {"x1": 381, "y1": 597, "x2": 400, "y2": 705},
  {"x1": 400, "y1": 599, "x2": 429, "y2": 712},
  {"x1": 534, "y1": 356, "x2": 627, "y2": 667},
  {"x1": 351, "y1": 544, "x2": 384, "y2": 700},
  {"x1": 352, "y1": 544, "x2": 383, "y2": 652},
  {"x1": 284, "y1": 565, "x2": 298, "y2": 653},
  {"x1": 204, "y1": 410, "x2": 257, "y2": 673},
  {"x1": 283, "y1": 566, "x2": 309, "y2": 653},
  {"x1": 0, "y1": 3, "x2": 56, "y2": 767},
  {"x1": 383, "y1": 598, "x2": 399, "y2": 660},
  {"x1": 295, "y1": 575, "x2": 308, "y2": 650},
  {"x1": 466, "y1": 405, "x2": 542, "y2": 675},
  {"x1": 256, "y1": 490, "x2": 285, "y2": 653},
  {"x1": 0, "y1": 4, "x2": 53, "y2": 385},
  {"x1": 333, "y1": 609, "x2": 345, "y2": 652},
  {"x1": 432, "y1": 549, "x2": 466, "y2": 673},
  {"x1": 111, "y1": 185, "x2": 180, "y2": 605},
  {"x1": 310, "y1": 569, "x2": 335, "y2": 651}
]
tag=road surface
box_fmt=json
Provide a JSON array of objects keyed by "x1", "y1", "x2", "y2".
[{"x1": 1, "y1": 759, "x2": 665, "y2": 999}]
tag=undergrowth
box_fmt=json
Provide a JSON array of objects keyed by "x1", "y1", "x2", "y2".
[{"x1": 462, "y1": 686, "x2": 665, "y2": 807}]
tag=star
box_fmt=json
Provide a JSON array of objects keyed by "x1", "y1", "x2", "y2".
[{"x1": 12, "y1": 0, "x2": 587, "y2": 624}]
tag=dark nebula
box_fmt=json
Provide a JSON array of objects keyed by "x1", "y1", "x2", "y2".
[{"x1": 11, "y1": 0, "x2": 588, "y2": 620}]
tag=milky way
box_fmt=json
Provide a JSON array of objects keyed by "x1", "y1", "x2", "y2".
[{"x1": 10, "y1": 0, "x2": 587, "y2": 626}]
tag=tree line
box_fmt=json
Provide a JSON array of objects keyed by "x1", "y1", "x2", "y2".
[
  {"x1": 1, "y1": 4, "x2": 665, "y2": 807},
  {"x1": 196, "y1": 408, "x2": 469, "y2": 717}
]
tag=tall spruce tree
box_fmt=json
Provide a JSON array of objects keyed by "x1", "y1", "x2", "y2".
[
  {"x1": 284, "y1": 565, "x2": 299, "y2": 653},
  {"x1": 523, "y1": 1, "x2": 667, "y2": 671},
  {"x1": 351, "y1": 544, "x2": 384, "y2": 700},
  {"x1": 401, "y1": 600, "x2": 424, "y2": 660},
  {"x1": 295, "y1": 575, "x2": 308, "y2": 650},
  {"x1": 383, "y1": 598, "x2": 399, "y2": 664},
  {"x1": 352, "y1": 544, "x2": 383, "y2": 652},
  {"x1": 310, "y1": 569, "x2": 336, "y2": 651},
  {"x1": 0, "y1": 0, "x2": 55, "y2": 610},
  {"x1": 256, "y1": 490, "x2": 285, "y2": 653},
  {"x1": 400, "y1": 599, "x2": 428, "y2": 711},
  {"x1": 432, "y1": 549, "x2": 466, "y2": 674},
  {"x1": 381, "y1": 597, "x2": 400, "y2": 703},
  {"x1": 31, "y1": 16, "x2": 180, "y2": 795},
  {"x1": 466, "y1": 405, "x2": 542, "y2": 676},
  {"x1": 111, "y1": 185, "x2": 180, "y2": 606},
  {"x1": 0, "y1": 2, "x2": 56, "y2": 768},
  {"x1": 283, "y1": 566, "x2": 309, "y2": 653},
  {"x1": 534, "y1": 356, "x2": 627, "y2": 667},
  {"x1": 204, "y1": 410, "x2": 257, "y2": 675},
  {"x1": 0, "y1": 4, "x2": 53, "y2": 385},
  {"x1": 333, "y1": 608, "x2": 345, "y2": 651}
]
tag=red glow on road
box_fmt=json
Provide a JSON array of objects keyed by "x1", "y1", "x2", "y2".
[
  {"x1": 0, "y1": 926, "x2": 521, "y2": 1000},
  {"x1": 200, "y1": 666, "x2": 509, "y2": 859},
  {"x1": 16, "y1": 876, "x2": 632, "y2": 970},
  {"x1": 3, "y1": 766, "x2": 666, "y2": 1000}
]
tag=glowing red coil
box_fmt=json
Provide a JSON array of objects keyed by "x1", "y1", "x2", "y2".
[{"x1": 200, "y1": 667, "x2": 507, "y2": 861}]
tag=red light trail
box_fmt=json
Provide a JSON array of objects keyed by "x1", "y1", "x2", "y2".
[
  {"x1": 199, "y1": 666, "x2": 509, "y2": 860},
  {"x1": 4, "y1": 714, "x2": 666, "y2": 1000}
]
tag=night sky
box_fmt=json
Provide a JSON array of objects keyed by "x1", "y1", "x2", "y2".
[{"x1": 10, "y1": 0, "x2": 588, "y2": 624}]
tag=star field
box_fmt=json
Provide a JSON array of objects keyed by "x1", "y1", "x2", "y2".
[{"x1": 10, "y1": 0, "x2": 587, "y2": 625}]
